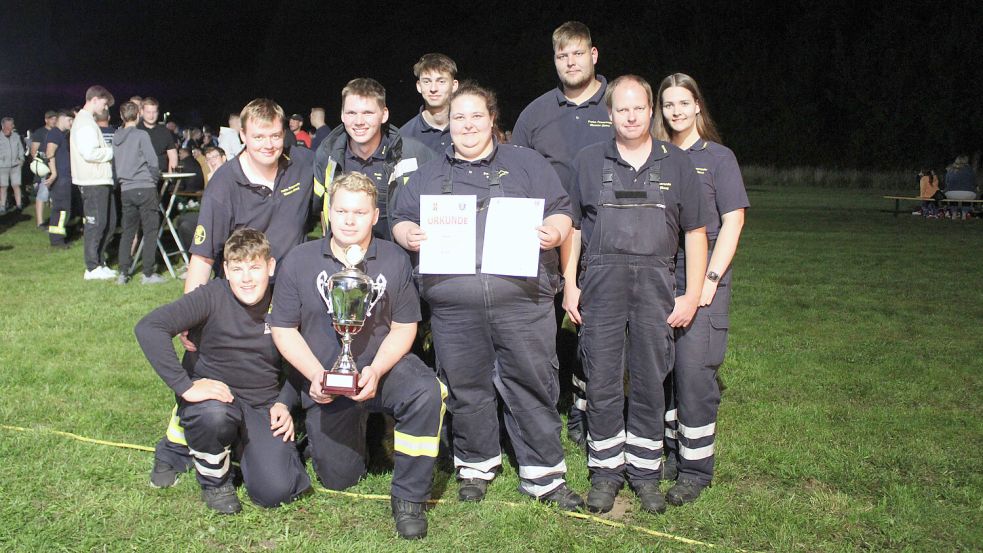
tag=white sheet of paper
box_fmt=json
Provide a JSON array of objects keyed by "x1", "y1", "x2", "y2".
[
  {"x1": 419, "y1": 195, "x2": 477, "y2": 274},
  {"x1": 481, "y1": 197, "x2": 545, "y2": 277}
]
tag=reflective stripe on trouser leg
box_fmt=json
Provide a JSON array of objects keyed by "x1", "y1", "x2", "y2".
[
  {"x1": 623, "y1": 263, "x2": 674, "y2": 484},
  {"x1": 178, "y1": 399, "x2": 242, "y2": 489},
  {"x1": 487, "y1": 274, "x2": 567, "y2": 498},
  {"x1": 48, "y1": 176, "x2": 71, "y2": 244},
  {"x1": 368, "y1": 355, "x2": 445, "y2": 502},
  {"x1": 166, "y1": 405, "x2": 188, "y2": 445},
  {"x1": 671, "y1": 284, "x2": 729, "y2": 484},
  {"x1": 427, "y1": 275, "x2": 502, "y2": 482}
]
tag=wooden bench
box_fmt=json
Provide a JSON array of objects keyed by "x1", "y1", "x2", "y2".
[{"x1": 883, "y1": 195, "x2": 983, "y2": 216}]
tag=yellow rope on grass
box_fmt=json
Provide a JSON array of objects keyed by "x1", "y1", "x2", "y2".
[{"x1": 1, "y1": 423, "x2": 754, "y2": 552}]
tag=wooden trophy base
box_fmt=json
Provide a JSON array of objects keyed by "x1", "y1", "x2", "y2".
[{"x1": 321, "y1": 370, "x2": 360, "y2": 397}]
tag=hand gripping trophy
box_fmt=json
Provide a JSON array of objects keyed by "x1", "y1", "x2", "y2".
[{"x1": 316, "y1": 245, "x2": 387, "y2": 396}]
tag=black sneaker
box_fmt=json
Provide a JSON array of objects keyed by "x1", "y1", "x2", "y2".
[
  {"x1": 633, "y1": 481, "x2": 667, "y2": 514},
  {"x1": 201, "y1": 483, "x2": 242, "y2": 514},
  {"x1": 666, "y1": 478, "x2": 707, "y2": 506},
  {"x1": 567, "y1": 408, "x2": 587, "y2": 447},
  {"x1": 585, "y1": 480, "x2": 621, "y2": 513},
  {"x1": 391, "y1": 496, "x2": 428, "y2": 540},
  {"x1": 662, "y1": 454, "x2": 678, "y2": 481},
  {"x1": 457, "y1": 477, "x2": 489, "y2": 502},
  {"x1": 537, "y1": 483, "x2": 585, "y2": 511},
  {"x1": 149, "y1": 458, "x2": 179, "y2": 488}
]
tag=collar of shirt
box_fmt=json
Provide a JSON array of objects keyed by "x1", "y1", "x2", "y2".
[
  {"x1": 443, "y1": 141, "x2": 501, "y2": 168},
  {"x1": 319, "y1": 233, "x2": 380, "y2": 265},
  {"x1": 603, "y1": 137, "x2": 670, "y2": 170},
  {"x1": 229, "y1": 152, "x2": 292, "y2": 191},
  {"x1": 687, "y1": 139, "x2": 709, "y2": 152},
  {"x1": 346, "y1": 134, "x2": 390, "y2": 164},
  {"x1": 553, "y1": 74, "x2": 609, "y2": 107}
]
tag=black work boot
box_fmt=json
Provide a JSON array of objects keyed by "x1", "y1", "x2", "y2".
[
  {"x1": 585, "y1": 480, "x2": 621, "y2": 514},
  {"x1": 537, "y1": 483, "x2": 585, "y2": 511},
  {"x1": 201, "y1": 483, "x2": 242, "y2": 514},
  {"x1": 391, "y1": 496, "x2": 428, "y2": 540},
  {"x1": 667, "y1": 478, "x2": 708, "y2": 506},
  {"x1": 457, "y1": 477, "x2": 489, "y2": 502},
  {"x1": 567, "y1": 407, "x2": 587, "y2": 448},
  {"x1": 632, "y1": 481, "x2": 666, "y2": 514},
  {"x1": 149, "y1": 458, "x2": 179, "y2": 488},
  {"x1": 662, "y1": 454, "x2": 678, "y2": 481}
]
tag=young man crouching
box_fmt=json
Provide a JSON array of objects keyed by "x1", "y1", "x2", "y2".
[{"x1": 135, "y1": 228, "x2": 311, "y2": 513}]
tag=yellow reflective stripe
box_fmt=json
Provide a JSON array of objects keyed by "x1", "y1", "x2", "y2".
[
  {"x1": 393, "y1": 430, "x2": 439, "y2": 457},
  {"x1": 321, "y1": 159, "x2": 337, "y2": 233},
  {"x1": 48, "y1": 211, "x2": 67, "y2": 235},
  {"x1": 437, "y1": 378, "x2": 447, "y2": 440},
  {"x1": 165, "y1": 405, "x2": 187, "y2": 446}
]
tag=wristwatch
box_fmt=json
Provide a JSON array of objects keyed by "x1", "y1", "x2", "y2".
[{"x1": 706, "y1": 271, "x2": 720, "y2": 283}]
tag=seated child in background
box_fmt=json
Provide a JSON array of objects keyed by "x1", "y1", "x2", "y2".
[{"x1": 918, "y1": 168, "x2": 942, "y2": 218}]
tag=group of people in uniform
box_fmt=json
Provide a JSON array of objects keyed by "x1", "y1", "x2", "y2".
[{"x1": 132, "y1": 20, "x2": 748, "y2": 540}]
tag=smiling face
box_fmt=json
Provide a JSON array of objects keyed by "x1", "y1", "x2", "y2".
[
  {"x1": 240, "y1": 117, "x2": 284, "y2": 172},
  {"x1": 416, "y1": 70, "x2": 458, "y2": 110},
  {"x1": 224, "y1": 256, "x2": 275, "y2": 306},
  {"x1": 610, "y1": 80, "x2": 653, "y2": 142},
  {"x1": 450, "y1": 94, "x2": 495, "y2": 161},
  {"x1": 341, "y1": 94, "x2": 388, "y2": 149},
  {"x1": 328, "y1": 188, "x2": 378, "y2": 251},
  {"x1": 660, "y1": 85, "x2": 700, "y2": 137},
  {"x1": 553, "y1": 38, "x2": 598, "y2": 91}
]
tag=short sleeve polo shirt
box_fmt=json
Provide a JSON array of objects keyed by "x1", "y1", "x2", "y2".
[
  {"x1": 190, "y1": 148, "x2": 315, "y2": 265},
  {"x1": 570, "y1": 138, "x2": 709, "y2": 255},
  {"x1": 511, "y1": 75, "x2": 613, "y2": 165},
  {"x1": 684, "y1": 140, "x2": 749, "y2": 240},
  {"x1": 267, "y1": 237, "x2": 421, "y2": 373},
  {"x1": 399, "y1": 109, "x2": 451, "y2": 155}
]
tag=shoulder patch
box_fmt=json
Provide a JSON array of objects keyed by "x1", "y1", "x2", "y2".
[{"x1": 194, "y1": 225, "x2": 206, "y2": 245}]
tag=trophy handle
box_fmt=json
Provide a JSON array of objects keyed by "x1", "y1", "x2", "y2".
[
  {"x1": 316, "y1": 270, "x2": 333, "y2": 314},
  {"x1": 366, "y1": 274, "x2": 387, "y2": 317}
]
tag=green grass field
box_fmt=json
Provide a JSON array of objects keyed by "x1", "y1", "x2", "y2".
[{"x1": 1, "y1": 186, "x2": 981, "y2": 552}]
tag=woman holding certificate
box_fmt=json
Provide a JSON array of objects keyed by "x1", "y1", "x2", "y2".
[{"x1": 392, "y1": 82, "x2": 583, "y2": 510}]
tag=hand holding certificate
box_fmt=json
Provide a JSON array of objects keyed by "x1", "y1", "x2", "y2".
[
  {"x1": 481, "y1": 197, "x2": 545, "y2": 277},
  {"x1": 419, "y1": 195, "x2": 477, "y2": 274}
]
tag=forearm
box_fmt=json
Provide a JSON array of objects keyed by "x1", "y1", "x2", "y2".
[
  {"x1": 78, "y1": 129, "x2": 113, "y2": 163},
  {"x1": 167, "y1": 149, "x2": 178, "y2": 171},
  {"x1": 684, "y1": 227, "x2": 708, "y2": 298},
  {"x1": 184, "y1": 254, "x2": 214, "y2": 293},
  {"x1": 368, "y1": 322, "x2": 416, "y2": 377},
  {"x1": 544, "y1": 213, "x2": 572, "y2": 245},
  {"x1": 559, "y1": 229, "x2": 581, "y2": 289},
  {"x1": 707, "y1": 209, "x2": 745, "y2": 277},
  {"x1": 271, "y1": 327, "x2": 324, "y2": 383}
]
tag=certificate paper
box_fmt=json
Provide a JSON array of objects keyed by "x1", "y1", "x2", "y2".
[
  {"x1": 419, "y1": 195, "x2": 477, "y2": 274},
  {"x1": 481, "y1": 197, "x2": 545, "y2": 277}
]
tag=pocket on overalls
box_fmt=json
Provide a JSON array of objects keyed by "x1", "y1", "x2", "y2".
[{"x1": 707, "y1": 314, "x2": 729, "y2": 368}]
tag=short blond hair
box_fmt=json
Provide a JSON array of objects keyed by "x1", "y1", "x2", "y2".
[
  {"x1": 223, "y1": 228, "x2": 271, "y2": 263},
  {"x1": 552, "y1": 21, "x2": 592, "y2": 51},
  {"x1": 329, "y1": 171, "x2": 378, "y2": 205},
  {"x1": 239, "y1": 98, "x2": 285, "y2": 132}
]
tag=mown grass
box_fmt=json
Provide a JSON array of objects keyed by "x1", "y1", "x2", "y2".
[{"x1": 1, "y1": 186, "x2": 981, "y2": 552}]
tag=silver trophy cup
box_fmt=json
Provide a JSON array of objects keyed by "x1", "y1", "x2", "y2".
[{"x1": 316, "y1": 246, "x2": 386, "y2": 396}]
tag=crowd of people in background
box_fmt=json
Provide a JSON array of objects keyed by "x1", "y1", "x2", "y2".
[{"x1": 0, "y1": 19, "x2": 978, "y2": 542}]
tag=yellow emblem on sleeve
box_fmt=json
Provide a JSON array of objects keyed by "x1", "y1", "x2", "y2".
[{"x1": 194, "y1": 225, "x2": 206, "y2": 245}]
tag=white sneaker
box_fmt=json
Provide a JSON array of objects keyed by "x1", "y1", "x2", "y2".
[
  {"x1": 84, "y1": 267, "x2": 114, "y2": 280},
  {"x1": 141, "y1": 274, "x2": 167, "y2": 285},
  {"x1": 99, "y1": 265, "x2": 119, "y2": 278}
]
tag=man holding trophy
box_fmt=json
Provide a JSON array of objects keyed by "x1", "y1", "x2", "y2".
[{"x1": 269, "y1": 172, "x2": 445, "y2": 541}]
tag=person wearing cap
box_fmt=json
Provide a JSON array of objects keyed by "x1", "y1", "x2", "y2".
[{"x1": 288, "y1": 113, "x2": 311, "y2": 149}]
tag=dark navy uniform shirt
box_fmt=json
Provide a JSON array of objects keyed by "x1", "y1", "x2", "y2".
[
  {"x1": 135, "y1": 279, "x2": 283, "y2": 408},
  {"x1": 45, "y1": 128, "x2": 71, "y2": 178},
  {"x1": 570, "y1": 139, "x2": 709, "y2": 255},
  {"x1": 399, "y1": 109, "x2": 452, "y2": 155},
  {"x1": 511, "y1": 75, "x2": 613, "y2": 166},
  {"x1": 268, "y1": 237, "x2": 421, "y2": 382},
  {"x1": 190, "y1": 147, "x2": 315, "y2": 267},
  {"x1": 392, "y1": 144, "x2": 573, "y2": 271},
  {"x1": 682, "y1": 140, "x2": 749, "y2": 241}
]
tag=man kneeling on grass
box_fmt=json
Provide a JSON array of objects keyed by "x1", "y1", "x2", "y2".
[{"x1": 135, "y1": 228, "x2": 311, "y2": 514}]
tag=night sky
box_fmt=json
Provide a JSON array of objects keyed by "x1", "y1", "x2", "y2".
[{"x1": 2, "y1": 0, "x2": 981, "y2": 169}]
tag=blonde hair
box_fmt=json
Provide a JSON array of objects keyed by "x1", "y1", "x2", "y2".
[
  {"x1": 341, "y1": 78, "x2": 386, "y2": 111},
  {"x1": 329, "y1": 171, "x2": 378, "y2": 205},
  {"x1": 552, "y1": 21, "x2": 592, "y2": 51},
  {"x1": 223, "y1": 228, "x2": 271, "y2": 263},
  {"x1": 239, "y1": 98, "x2": 285, "y2": 132},
  {"x1": 604, "y1": 75, "x2": 654, "y2": 110},
  {"x1": 653, "y1": 73, "x2": 721, "y2": 143}
]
